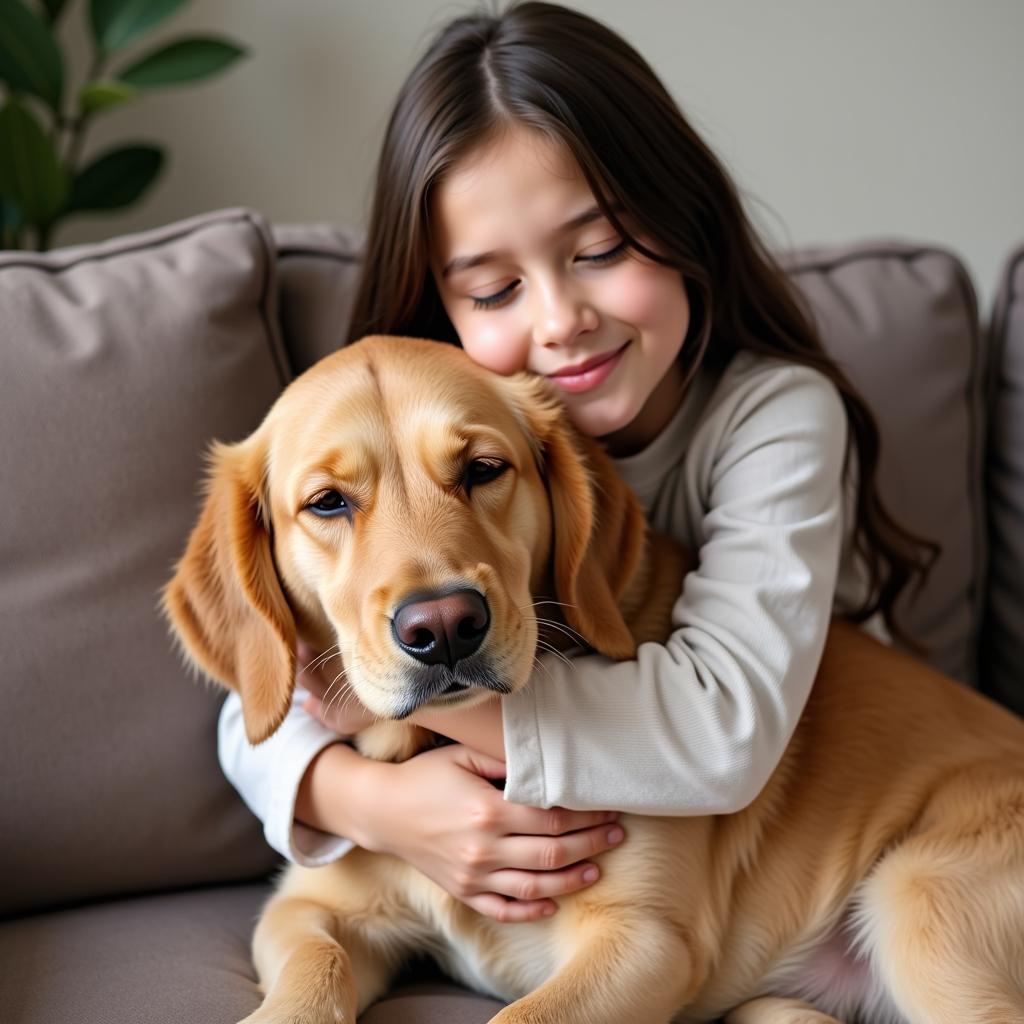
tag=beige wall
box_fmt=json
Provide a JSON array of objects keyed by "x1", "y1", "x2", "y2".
[{"x1": 56, "y1": 0, "x2": 1024, "y2": 309}]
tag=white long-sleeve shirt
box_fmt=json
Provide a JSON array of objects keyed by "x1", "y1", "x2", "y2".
[{"x1": 218, "y1": 349, "x2": 887, "y2": 864}]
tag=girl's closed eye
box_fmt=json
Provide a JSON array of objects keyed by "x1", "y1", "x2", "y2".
[
  {"x1": 469, "y1": 239, "x2": 630, "y2": 310},
  {"x1": 580, "y1": 239, "x2": 629, "y2": 265}
]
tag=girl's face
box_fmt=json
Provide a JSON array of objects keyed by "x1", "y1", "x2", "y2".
[{"x1": 430, "y1": 127, "x2": 691, "y2": 456}]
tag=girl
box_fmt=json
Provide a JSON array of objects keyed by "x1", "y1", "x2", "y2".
[{"x1": 219, "y1": 1, "x2": 936, "y2": 925}]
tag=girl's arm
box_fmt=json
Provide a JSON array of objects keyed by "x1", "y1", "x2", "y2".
[
  {"x1": 218, "y1": 688, "x2": 355, "y2": 864},
  {"x1": 302, "y1": 362, "x2": 854, "y2": 819},
  {"x1": 492, "y1": 359, "x2": 853, "y2": 815},
  {"x1": 219, "y1": 672, "x2": 624, "y2": 923}
]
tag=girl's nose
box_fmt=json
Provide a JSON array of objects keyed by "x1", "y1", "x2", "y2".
[{"x1": 532, "y1": 281, "x2": 599, "y2": 348}]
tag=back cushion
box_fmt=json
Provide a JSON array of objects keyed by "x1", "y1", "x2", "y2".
[
  {"x1": 981, "y1": 244, "x2": 1024, "y2": 714},
  {"x1": 0, "y1": 209, "x2": 285, "y2": 915},
  {"x1": 783, "y1": 244, "x2": 985, "y2": 685},
  {"x1": 274, "y1": 222, "x2": 363, "y2": 374}
]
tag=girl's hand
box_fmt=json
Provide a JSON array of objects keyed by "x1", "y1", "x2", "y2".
[
  {"x1": 295, "y1": 642, "x2": 627, "y2": 922},
  {"x1": 356, "y1": 742, "x2": 626, "y2": 922},
  {"x1": 296, "y1": 642, "x2": 377, "y2": 737}
]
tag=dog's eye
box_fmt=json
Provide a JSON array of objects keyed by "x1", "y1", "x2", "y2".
[
  {"x1": 464, "y1": 459, "x2": 509, "y2": 494},
  {"x1": 306, "y1": 490, "x2": 350, "y2": 518}
]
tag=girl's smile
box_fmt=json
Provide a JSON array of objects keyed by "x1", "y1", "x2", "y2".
[
  {"x1": 546, "y1": 339, "x2": 631, "y2": 394},
  {"x1": 430, "y1": 126, "x2": 691, "y2": 456}
]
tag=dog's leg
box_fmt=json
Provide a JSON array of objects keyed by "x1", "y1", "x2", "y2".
[
  {"x1": 856, "y1": 784, "x2": 1024, "y2": 1024},
  {"x1": 241, "y1": 895, "x2": 399, "y2": 1024},
  {"x1": 724, "y1": 997, "x2": 843, "y2": 1023},
  {"x1": 487, "y1": 913, "x2": 698, "y2": 1024}
]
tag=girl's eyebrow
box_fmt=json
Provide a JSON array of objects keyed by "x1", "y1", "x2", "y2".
[{"x1": 441, "y1": 204, "x2": 620, "y2": 278}]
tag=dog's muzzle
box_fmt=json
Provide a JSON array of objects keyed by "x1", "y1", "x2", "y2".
[{"x1": 390, "y1": 588, "x2": 511, "y2": 718}]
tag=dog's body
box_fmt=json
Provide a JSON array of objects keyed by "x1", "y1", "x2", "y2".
[{"x1": 165, "y1": 336, "x2": 1024, "y2": 1024}]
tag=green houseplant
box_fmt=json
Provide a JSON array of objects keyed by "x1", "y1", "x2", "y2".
[{"x1": 0, "y1": 0, "x2": 246, "y2": 250}]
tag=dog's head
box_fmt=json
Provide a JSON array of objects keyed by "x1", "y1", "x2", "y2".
[{"x1": 163, "y1": 335, "x2": 657, "y2": 744}]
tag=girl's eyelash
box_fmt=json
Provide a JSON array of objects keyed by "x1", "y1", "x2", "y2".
[
  {"x1": 582, "y1": 239, "x2": 629, "y2": 264},
  {"x1": 472, "y1": 284, "x2": 516, "y2": 310},
  {"x1": 469, "y1": 241, "x2": 629, "y2": 311}
]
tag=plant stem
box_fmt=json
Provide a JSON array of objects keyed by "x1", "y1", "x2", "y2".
[{"x1": 64, "y1": 50, "x2": 107, "y2": 172}]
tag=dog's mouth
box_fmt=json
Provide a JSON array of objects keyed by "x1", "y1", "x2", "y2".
[{"x1": 391, "y1": 656, "x2": 512, "y2": 719}]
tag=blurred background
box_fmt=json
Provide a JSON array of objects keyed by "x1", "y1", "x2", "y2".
[{"x1": 11, "y1": 0, "x2": 1024, "y2": 307}]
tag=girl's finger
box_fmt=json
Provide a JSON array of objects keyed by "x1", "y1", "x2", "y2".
[
  {"x1": 465, "y1": 892, "x2": 557, "y2": 923},
  {"x1": 448, "y1": 745, "x2": 508, "y2": 780},
  {"x1": 480, "y1": 860, "x2": 603, "y2": 904},
  {"x1": 500, "y1": 802, "x2": 620, "y2": 837},
  {"x1": 497, "y1": 823, "x2": 624, "y2": 871}
]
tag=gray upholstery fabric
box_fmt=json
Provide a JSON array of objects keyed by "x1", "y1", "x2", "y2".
[
  {"x1": 0, "y1": 209, "x2": 285, "y2": 916},
  {"x1": 981, "y1": 244, "x2": 1024, "y2": 714},
  {"x1": 0, "y1": 884, "x2": 268, "y2": 1023},
  {"x1": 783, "y1": 243, "x2": 984, "y2": 684},
  {"x1": 0, "y1": 884, "x2": 503, "y2": 1024},
  {"x1": 362, "y1": 984, "x2": 506, "y2": 1023},
  {"x1": 273, "y1": 222, "x2": 364, "y2": 374}
]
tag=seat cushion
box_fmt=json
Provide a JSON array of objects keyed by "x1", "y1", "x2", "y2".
[
  {"x1": 0, "y1": 884, "x2": 268, "y2": 1024},
  {"x1": 0, "y1": 209, "x2": 286, "y2": 916},
  {"x1": 980, "y1": 242, "x2": 1024, "y2": 714},
  {"x1": 0, "y1": 883, "x2": 505, "y2": 1024}
]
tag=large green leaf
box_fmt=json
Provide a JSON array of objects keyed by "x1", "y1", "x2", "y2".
[
  {"x1": 118, "y1": 36, "x2": 246, "y2": 89},
  {"x1": 66, "y1": 144, "x2": 164, "y2": 213},
  {"x1": 0, "y1": 0, "x2": 64, "y2": 111},
  {"x1": 89, "y1": 0, "x2": 188, "y2": 54},
  {"x1": 0, "y1": 98, "x2": 68, "y2": 224},
  {"x1": 79, "y1": 78, "x2": 139, "y2": 115}
]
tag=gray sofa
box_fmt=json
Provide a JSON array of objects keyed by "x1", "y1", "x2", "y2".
[{"x1": 0, "y1": 207, "x2": 1020, "y2": 1023}]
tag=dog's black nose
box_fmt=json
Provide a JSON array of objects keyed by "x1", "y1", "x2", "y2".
[{"x1": 392, "y1": 589, "x2": 490, "y2": 667}]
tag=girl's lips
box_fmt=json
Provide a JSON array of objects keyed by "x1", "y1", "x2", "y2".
[{"x1": 547, "y1": 342, "x2": 629, "y2": 394}]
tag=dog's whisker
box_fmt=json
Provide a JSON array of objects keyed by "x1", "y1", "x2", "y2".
[
  {"x1": 534, "y1": 640, "x2": 573, "y2": 670},
  {"x1": 529, "y1": 598, "x2": 580, "y2": 613},
  {"x1": 302, "y1": 643, "x2": 346, "y2": 673},
  {"x1": 532, "y1": 615, "x2": 588, "y2": 648},
  {"x1": 531, "y1": 653, "x2": 560, "y2": 683}
]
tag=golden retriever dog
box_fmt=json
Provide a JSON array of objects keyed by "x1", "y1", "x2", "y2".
[{"x1": 164, "y1": 335, "x2": 1024, "y2": 1024}]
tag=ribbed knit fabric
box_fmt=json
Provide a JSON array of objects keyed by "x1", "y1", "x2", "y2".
[{"x1": 500, "y1": 350, "x2": 885, "y2": 813}]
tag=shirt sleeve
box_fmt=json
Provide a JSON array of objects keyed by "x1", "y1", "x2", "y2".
[
  {"x1": 500, "y1": 364, "x2": 848, "y2": 814},
  {"x1": 217, "y1": 688, "x2": 356, "y2": 865}
]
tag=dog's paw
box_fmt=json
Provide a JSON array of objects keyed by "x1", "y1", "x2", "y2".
[{"x1": 355, "y1": 719, "x2": 433, "y2": 762}]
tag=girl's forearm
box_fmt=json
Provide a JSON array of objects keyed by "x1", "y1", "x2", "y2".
[
  {"x1": 411, "y1": 696, "x2": 506, "y2": 760},
  {"x1": 295, "y1": 742, "x2": 388, "y2": 846}
]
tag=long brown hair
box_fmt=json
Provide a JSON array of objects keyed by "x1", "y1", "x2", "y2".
[{"x1": 346, "y1": 0, "x2": 939, "y2": 649}]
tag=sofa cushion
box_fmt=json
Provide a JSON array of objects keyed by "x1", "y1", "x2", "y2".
[
  {"x1": 273, "y1": 222, "x2": 363, "y2": 374},
  {"x1": 0, "y1": 884, "x2": 268, "y2": 1023},
  {"x1": 0, "y1": 209, "x2": 285, "y2": 916},
  {"x1": 980, "y1": 243, "x2": 1024, "y2": 715},
  {"x1": 0, "y1": 882, "x2": 505, "y2": 1024},
  {"x1": 782, "y1": 243, "x2": 984, "y2": 685}
]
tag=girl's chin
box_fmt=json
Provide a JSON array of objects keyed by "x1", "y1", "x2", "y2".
[{"x1": 567, "y1": 400, "x2": 640, "y2": 446}]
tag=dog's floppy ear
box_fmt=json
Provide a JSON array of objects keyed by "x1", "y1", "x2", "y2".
[
  {"x1": 162, "y1": 435, "x2": 296, "y2": 744},
  {"x1": 504, "y1": 374, "x2": 647, "y2": 660}
]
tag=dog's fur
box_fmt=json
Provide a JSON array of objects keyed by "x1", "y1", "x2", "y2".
[{"x1": 165, "y1": 335, "x2": 1024, "y2": 1024}]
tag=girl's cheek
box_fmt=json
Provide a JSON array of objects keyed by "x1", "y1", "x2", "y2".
[
  {"x1": 458, "y1": 319, "x2": 527, "y2": 376},
  {"x1": 604, "y1": 263, "x2": 685, "y2": 328}
]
